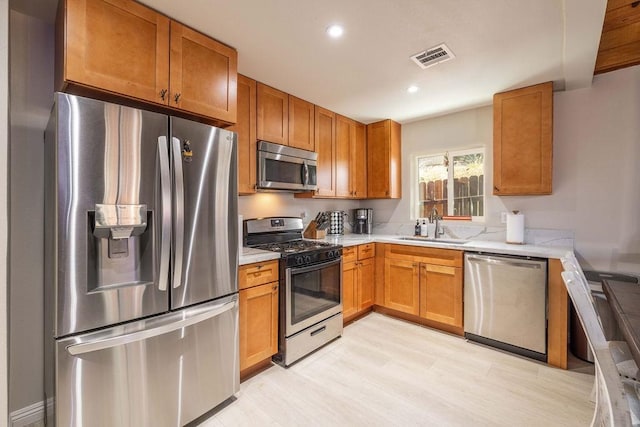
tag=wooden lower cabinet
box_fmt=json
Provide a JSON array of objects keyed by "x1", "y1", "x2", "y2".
[
  {"x1": 419, "y1": 264, "x2": 463, "y2": 328},
  {"x1": 342, "y1": 244, "x2": 376, "y2": 323},
  {"x1": 238, "y1": 259, "x2": 280, "y2": 378},
  {"x1": 382, "y1": 245, "x2": 463, "y2": 333},
  {"x1": 342, "y1": 260, "x2": 358, "y2": 319},
  {"x1": 239, "y1": 281, "x2": 278, "y2": 374},
  {"x1": 384, "y1": 258, "x2": 420, "y2": 315}
]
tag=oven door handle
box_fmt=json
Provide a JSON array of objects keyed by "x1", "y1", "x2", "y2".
[{"x1": 287, "y1": 257, "x2": 342, "y2": 275}]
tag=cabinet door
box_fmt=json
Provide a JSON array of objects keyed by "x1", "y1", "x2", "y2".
[
  {"x1": 419, "y1": 264, "x2": 463, "y2": 327},
  {"x1": 352, "y1": 121, "x2": 368, "y2": 198},
  {"x1": 493, "y1": 82, "x2": 553, "y2": 195},
  {"x1": 384, "y1": 258, "x2": 419, "y2": 315},
  {"x1": 335, "y1": 115, "x2": 353, "y2": 198},
  {"x1": 169, "y1": 21, "x2": 237, "y2": 123},
  {"x1": 257, "y1": 83, "x2": 288, "y2": 145},
  {"x1": 314, "y1": 106, "x2": 336, "y2": 197},
  {"x1": 288, "y1": 96, "x2": 315, "y2": 151},
  {"x1": 366, "y1": 119, "x2": 401, "y2": 199},
  {"x1": 63, "y1": 0, "x2": 170, "y2": 105},
  {"x1": 342, "y1": 260, "x2": 358, "y2": 320},
  {"x1": 230, "y1": 75, "x2": 257, "y2": 195},
  {"x1": 239, "y1": 282, "x2": 278, "y2": 371},
  {"x1": 358, "y1": 257, "x2": 375, "y2": 311}
]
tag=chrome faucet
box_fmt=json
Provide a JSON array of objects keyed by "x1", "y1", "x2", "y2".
[{"x1": 429, "y1": 207, "x2": 444, "y2": 239}]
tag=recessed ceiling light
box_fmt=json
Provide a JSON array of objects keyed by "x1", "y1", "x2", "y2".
[
  {"x1": 407, "y1": 85, "x2": 419, "y2": 94},
  {"x1": 326, "y1": 24, "x2": 344, "y2": 39}
]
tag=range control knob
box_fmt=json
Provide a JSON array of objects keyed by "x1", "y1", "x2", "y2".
[
  {"x1": 295, "y1": 256, "x2": 304, "y2": 266},
  {"x1": 304, "y1": 255, "x2": 312, "y2": 264}
]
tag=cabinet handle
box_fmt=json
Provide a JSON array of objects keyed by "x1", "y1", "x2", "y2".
[
  {"x1": 272, "y1": 284, "x2": 278, "y2": 291},
  {"x1": 494, "y1": 186, "x2": 500, "y2": 192},
  {"x1": 174, "y1": 93, "x2": 181, "y2": 104},
  {"x1": 385, "y1": 191, "x2": 389, "y2": 196},
  {"x1": 160, "y1": 89, "x2": 168, "y2": 101},
  {"x1": 256, "y1": 265, "x2": 263, "y2": 270}
]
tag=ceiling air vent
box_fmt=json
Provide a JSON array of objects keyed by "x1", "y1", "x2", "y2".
[{"x1": 410, "y1": 43, "x2": 455, "y2": 69}]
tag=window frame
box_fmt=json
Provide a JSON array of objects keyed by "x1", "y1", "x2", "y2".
[{"x1": 415, "y1": 147, "x2": 486, "y2": 222}]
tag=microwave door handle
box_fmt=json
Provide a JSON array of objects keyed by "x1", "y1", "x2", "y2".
[
  {"x1": 171, "y1": 137, "x2": 185, "y2": 289},
  {"x1": 157, "y1": 136, "x2": 171, "y2": 292},
  {"x1": 302, "y1": 161, "x2": 309, "y2": 186}
]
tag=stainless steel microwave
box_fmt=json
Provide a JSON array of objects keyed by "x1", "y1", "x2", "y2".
[{"x1": 257, "y1": 141, "x2": 318, "y2": 191}]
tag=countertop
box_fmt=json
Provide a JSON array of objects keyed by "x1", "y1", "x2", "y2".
[{"x1": 239, "y1": 233, "x2": 573, "y2": 265}]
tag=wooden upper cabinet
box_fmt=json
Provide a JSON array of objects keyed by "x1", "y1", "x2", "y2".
[
  {"x1": 335, "y1": 115, "x2": 367, "y2": 199},
  {"x1": 229, "y1": 75, "x2": 257, "y2": 195},
  {"x1": 257, "y1": 83, "x2": 289, "y2": 145},
  {"x1": 60, "y1": 0, "x2": 170, "y2": 105},
  {"x1": 367, "y1": 119, "x2": 401, "y2": 199},
  {"x1": 169, "y1": 21, "x2": 237, "y2": 123},
  {"x1": 335, "y1": 114, "x2": 353, "y2": 198},
  {"x1": 315, "y1": 106, "x2": 337, "y2": 197},
  {"x1": 288, "y1": 96, "x2": 315, "y2": 151},
  {"x1": 352, "y1": 121, "x2": 367, "y2": 198},
  {"x1": 493, "y1": 82, "x2": 553, "y2": 195},
  {"x1": 58, "y1": 0, "x2": 238, "y2": 124}
]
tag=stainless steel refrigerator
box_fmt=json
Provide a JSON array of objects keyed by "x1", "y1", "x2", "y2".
[{"x1": 44, "y1": 93, "x2": 239, "y2": 426}]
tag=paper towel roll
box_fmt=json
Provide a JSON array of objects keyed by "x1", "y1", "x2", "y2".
[{"x1": 506, "y1": 211, "x2": 525, "y2": 244}]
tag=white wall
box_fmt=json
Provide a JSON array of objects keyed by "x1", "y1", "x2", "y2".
[
  {"x1": 555, "y1": 65, "x2": 640, "y2": 273},
  {"x1": 369, "y1": 64, "x2": 640, "y2": 274},
  {"x1": 8, "y1": 9, "x2": 52, "y2": 413},
  {"x1": 239, "y1": 193, "x2": 361, "y2": 229},
  {"x1": 1, "y1": 0, "x2": 9, "y2": 423}
]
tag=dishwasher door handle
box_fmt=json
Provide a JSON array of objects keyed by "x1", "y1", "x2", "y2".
[{"x1": 466, "y1": 255, "x2": 543, "y2": 270}]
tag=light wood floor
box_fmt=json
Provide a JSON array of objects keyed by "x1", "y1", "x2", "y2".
[{"x1": 201, "y1": 312, "x2": 595, "y2": 426}]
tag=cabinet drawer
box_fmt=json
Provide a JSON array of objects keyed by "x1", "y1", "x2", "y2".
[
  {"x1": 239, "y1": 260, "x2": 279, "y2": 290},
  {"x1": 358, "y1": 243, "x2": 375, "y2": 260},
  {"x1": 342, "y1": 246, "x2": 357, "y2": 264},
  {"x1": 385, "y1": 244, "x2": 463, "y2": 267}
]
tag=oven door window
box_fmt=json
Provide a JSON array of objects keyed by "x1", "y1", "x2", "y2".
[{"x1": 289, "y1": 259, "x2": 341, "y2": 327}]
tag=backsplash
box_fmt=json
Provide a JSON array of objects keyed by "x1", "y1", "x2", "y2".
[{"x1": 372, "y1": 221, "x2": 575, "y2": 248}]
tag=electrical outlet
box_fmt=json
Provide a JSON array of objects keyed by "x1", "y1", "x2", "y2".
[{"x1": 500, "y1": 212, "x2": 508, "y2": 224}]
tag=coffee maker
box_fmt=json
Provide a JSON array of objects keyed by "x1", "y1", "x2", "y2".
[{"x1": 353, "y1": 208, "x2": 373, "y2": 234}]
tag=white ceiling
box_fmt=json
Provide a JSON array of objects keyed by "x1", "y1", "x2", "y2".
[{"x1": 21, "y1": 0, "x2": 608, "y2": 124}]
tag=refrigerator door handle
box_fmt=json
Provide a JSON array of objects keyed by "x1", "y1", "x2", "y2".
[
  {"x1": 171, "y1": 137, "x2": 185, "y2": 289},
  {"x1": 66, "y1": 299, "x2": 237, "y2": 356},
  {"x1": 157, "y1": 136, "x2": 171, "y2": 292}
]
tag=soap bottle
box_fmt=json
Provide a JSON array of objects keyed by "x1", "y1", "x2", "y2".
[
  {"x1": 420, "y1": 220, "x2": 428, "y2": 237},
  {"x1": 415, "y1": 220, "x2": 421, "y2": 236}
]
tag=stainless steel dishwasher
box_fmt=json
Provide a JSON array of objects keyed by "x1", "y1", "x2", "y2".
[{"x1": 464, "y1": 253, "x2": 547, "y2": 362}]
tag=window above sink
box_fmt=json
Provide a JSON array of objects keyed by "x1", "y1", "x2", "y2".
[{"x1": 415, "y1": 148, "x2": 485, "y2": 221}]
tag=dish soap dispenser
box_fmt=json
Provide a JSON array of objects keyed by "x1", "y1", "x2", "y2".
[
  {"x1": 415, "y1": 220, "x2": 421, "y2": 236},
  {"x1": 420, "y1": 220, "x2": 428, "y2": 237}
]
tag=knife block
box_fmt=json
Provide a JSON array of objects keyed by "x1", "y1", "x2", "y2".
[{"x1": 303, "y1": 221, "x2": 327, "y2": 239}]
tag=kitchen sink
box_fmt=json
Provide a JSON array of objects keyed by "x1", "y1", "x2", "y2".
[{"x1": 398, "y1": 236, "x2": 469, "y2": 245}]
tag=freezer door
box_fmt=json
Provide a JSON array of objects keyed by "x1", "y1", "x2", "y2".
[
  {"x1": 170, "y1": 117, "x2": 238, "y2": 309},
  {"x1": 55, "y1": 295, "x2": 239, "y2": 427},
  {"x1": 47, "y1": 93, "x2": 170, "y2": 337}
]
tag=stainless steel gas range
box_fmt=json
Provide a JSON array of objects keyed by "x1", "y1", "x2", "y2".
[{"x1": 244, "y1": 217, "x2": 343, "y2": 366}]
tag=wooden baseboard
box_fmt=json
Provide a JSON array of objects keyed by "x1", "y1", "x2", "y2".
[
  {"x1": 240, "y1": 358, "x2": 274, "y2": 382},
  {"x1": 343, "y1": 307, "x2": 373, "y2": 326},
  {"x1": 373, "y1": 305, "x2": 464, "y2": 336}
]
